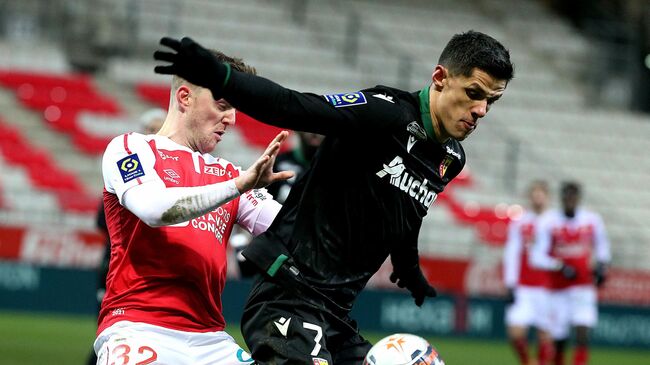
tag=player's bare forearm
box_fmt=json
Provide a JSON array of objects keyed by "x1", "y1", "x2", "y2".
[{"x1": 124, "y1": 180, "x2": 241, "y2": 227}]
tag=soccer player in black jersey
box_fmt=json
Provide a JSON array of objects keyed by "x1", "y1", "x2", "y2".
[
  {"x1": 154, "y1": 30, "x2": 514, "y2": 364},
  {"x1": 267, "y1": 131, "x2": 324, "y2": 204}
]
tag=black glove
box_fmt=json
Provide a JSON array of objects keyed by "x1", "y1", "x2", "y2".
[
  {"x1": 390, "y1": 265, "x2": 437, "y2": 307},
  {"x1": 154, "y1": 37, "x2": 229, "y2": 99},
  {"x1": 593, "y1": 262, "x2": 607, "y2": 287},
  {"x1": 560, "y1": 264, "x2": 577, "y2": 280},
  {"x1": 505, "y1": 287, "x2": 515, "y2": 305}
]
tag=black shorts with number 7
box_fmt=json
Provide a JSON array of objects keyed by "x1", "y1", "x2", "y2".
[{"x1": 241, "y1": 274, "x2": 371, "y2": 365}]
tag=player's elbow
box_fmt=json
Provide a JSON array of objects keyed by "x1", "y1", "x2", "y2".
[
  {"x1": 142, "y1": 217, "x2": 165, "y2": 227},
  {"x1": 137, "y1": 211, "x2": 166, "y2": 227},
  {"x1": 129, "y1": 204, "x2": 167, "y2": 227}
]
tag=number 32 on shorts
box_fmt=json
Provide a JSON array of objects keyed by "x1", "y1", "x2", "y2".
[{"x1": 98, "y1": 342, "x2": 158, "y2": 365}]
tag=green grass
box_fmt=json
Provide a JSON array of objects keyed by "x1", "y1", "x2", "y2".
[{"x1": 0, "y1": 311, "x2": 648, "y2": 365}]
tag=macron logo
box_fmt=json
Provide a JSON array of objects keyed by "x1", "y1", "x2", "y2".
[
  {"x1": 274, "y1": 317, "x2": 291, "y2": 337},
  {"x1": 372, "y1": 93, "x2": 394, "y2": 103}
]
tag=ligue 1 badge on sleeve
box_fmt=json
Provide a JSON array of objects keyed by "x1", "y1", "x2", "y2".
[
  {"x1": 323, "y1": 92, "x2": 367, "y2": 108},
  {"x1": 117, "y1": 154, "x2": 145, "y2": 183}
]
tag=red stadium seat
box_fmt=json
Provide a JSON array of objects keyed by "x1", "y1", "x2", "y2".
[
  {"x1": 437, "y1": 188, "x2": 510, "y2": 246},
  {"x1": 135, "y1": 82, "x2": 169, "y2": 110},
  {"x1": 235, "y1": 112, "x2": 290, "y2": 151},
  {"x1": 0, "y1": 117, "x2": 98, "y2": 213},
  {"x1": 0, "y1": 69, "x2": 92, "y2": 90},
  {"x1": 72, "y1": 133, "x2": 112, "y2": 155},
  {"x1": 0, "y1": 69, "x2": 124, "y2": 156}
]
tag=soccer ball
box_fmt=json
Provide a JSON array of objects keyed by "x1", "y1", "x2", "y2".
[{"x1": 363, "y1": 333, "x2": 445, "y2": 365}]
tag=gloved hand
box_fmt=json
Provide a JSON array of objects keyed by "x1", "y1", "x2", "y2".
[
  {"x1": 560, "y1": 264, "x2": 577, "y2": 280},
  {"x1": 593, "y1": 262, "x2": 607, "y2": 287},
  {"x1": 154, "y1": 37, "x2": 229, "y2": 99},
  {"x1": 505, "y1": 287, "x2": 515, "y2": 305},
  {"x1": 390, "y1": 265, "x2": 437, "y2": 306}
]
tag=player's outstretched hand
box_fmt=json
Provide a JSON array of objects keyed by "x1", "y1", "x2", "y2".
[
  {"x1": 390, "y1": 265, "x2": 437, "y2": 307},
  {"x1": 235, "y1": 131, "x2": 294, "y2": 193},
  {"x1": 154, "y1": 37, "x2": 228, "y2": 99}
]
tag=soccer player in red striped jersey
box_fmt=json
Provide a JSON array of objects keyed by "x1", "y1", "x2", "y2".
[
  {"x1": 95, "y1": 52, "x2": 293, "y2": 365},
  {"x1": 532, "y1": 182, "x2": 611, "y2": 365},
  {"x1": 503, "y1": 180, "x2": 554, "y2": 365}
]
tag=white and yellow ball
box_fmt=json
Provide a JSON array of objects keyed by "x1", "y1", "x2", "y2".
[{"x1": 363, "y1": 333, "x2": 445, "y2": 365}]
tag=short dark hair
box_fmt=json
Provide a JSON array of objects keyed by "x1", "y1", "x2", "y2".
[
  {"x1": 561, "y1": 181, "x2": 581, "y2": 196},
  {"x1": 438, "y1": 30, "x2": 514, "y2": 82}
]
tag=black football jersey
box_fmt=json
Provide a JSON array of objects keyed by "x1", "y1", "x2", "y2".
[
  {"x1": 224, "y1": 72, "x2": 466, "y2": 310},
  {"x1": 266, "y1": 149, "x2": 310, "y2": 204}
]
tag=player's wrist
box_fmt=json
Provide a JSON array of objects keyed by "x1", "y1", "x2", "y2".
[{"x1": 234, "y1": 175, "x2": 249, "y2": 194}]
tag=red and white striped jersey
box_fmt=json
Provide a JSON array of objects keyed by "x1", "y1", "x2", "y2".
[
  {"x1": 503, "y1": 211, "x2": 550, "y2": 288},
  {"x1": 98, "y1": 133, "x2": 279, "y2": 334},
  {"x1": 532, "y1": 208, "x2": 611, "y2": 289}
]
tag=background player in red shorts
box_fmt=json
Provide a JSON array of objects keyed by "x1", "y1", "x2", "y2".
[
  {"x1": 503, "y1": 180, "x2": 555, "y2": 365},
  {"x1": 532, "y1": 182, "x2": 611, "y2": 365}
]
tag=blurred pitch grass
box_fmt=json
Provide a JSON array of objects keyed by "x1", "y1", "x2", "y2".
[{"x1": 0, "y1": 310, "x2": 648, "y2": 365}]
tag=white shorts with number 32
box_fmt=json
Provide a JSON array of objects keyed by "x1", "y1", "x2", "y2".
[{"x1": 94, "y1": 321, "x2": 254, "y2": 365}]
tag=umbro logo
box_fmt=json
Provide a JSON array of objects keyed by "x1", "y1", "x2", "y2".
[
  {"x1": 164, "y1": 169, "x2": 180, "y2": 179},
  {"x1": 274, "y1": 317, "x2": 291, "y2": 337},
  {"x1": 163, "y1": 168, "x2": 181, "y2": 184}
]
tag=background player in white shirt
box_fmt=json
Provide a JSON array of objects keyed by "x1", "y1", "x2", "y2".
[
  {"x1": 503, "y1": 180, "x2": 555, "y2": 365},
  {"x1": 95, "y1": 51, "x2": 293, "y2": 365},
  {"x1": 531, "y1": 182, "x2": 611, "y2": 365}
]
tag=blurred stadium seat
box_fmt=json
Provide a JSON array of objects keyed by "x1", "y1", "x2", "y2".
[
  {"x1": 0, "y1": 118, "x2": 98, "y2": 213},
  {"x1": 0, "y1": 69, "x2": 120, "y2": 155}
]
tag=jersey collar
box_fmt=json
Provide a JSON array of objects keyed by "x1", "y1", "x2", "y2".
[{"x1": 418, "y1": 86, "x2": 438, "y2": 142}]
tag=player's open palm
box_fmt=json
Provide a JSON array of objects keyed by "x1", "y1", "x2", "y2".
[{"x1": 236, "y1": 131, "x2": 294, "y2": 192}]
